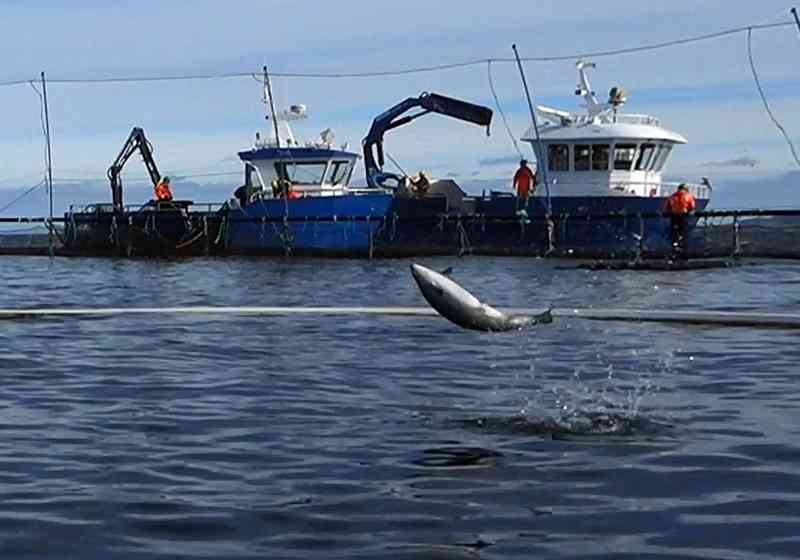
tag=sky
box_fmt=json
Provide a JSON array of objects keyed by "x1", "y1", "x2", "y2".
[{"x1": 1, "y1": 0, "x2": 799, "y2": 215}]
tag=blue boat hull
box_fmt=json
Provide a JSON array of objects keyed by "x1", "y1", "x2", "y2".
[
  {"x1": 466, "y1": 195, "x2": 712, "y2": 258},
  {"x1": 223, "y1": 193, "x2": 710, "y2": 258},
  {"x1": 225, "y1": 194, "x2": 393, "y2": 256}
]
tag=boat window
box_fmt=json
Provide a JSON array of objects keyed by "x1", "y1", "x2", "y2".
[
  {"x1": 657, "y1": 144, "x2": 673, "y2": 171},
  {"x1": 592, "y1": 144, "x2": 609, "y2": 171},
  {"x1": 328, "y1": 161, "x2": 352, "y2": 185},
  {"x1": 277, "y1": 162, "x2": 328, "y2": 185},
  {"x1": 574, "y1": 144, "x2": 591, "y2": 171},
  {"x1": 547, "y1": 144, "x2": 569, "y2": 171},
  {"x1": 613, "y1": 144, "x2": 637, "y2": 171},
  {"x1": 246, "y1": 163, "x2": 279, "y2": 189},
  {"x1": 636, "y1": 143, "x2": 657, "y2": 170}
]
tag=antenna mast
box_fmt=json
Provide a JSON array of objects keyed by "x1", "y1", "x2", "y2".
[{"x1": 263, "y1": 66, "x2": 281, "y2": 149}]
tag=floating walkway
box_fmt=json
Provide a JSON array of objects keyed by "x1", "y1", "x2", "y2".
[
  {"x1": 1, "y1": 305, "x2": 799, "y2": 329},
  {"x1": 571, "y1": 258, "x2": 738, "y2": 271}
]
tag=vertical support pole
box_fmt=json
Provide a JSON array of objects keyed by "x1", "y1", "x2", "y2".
[
  {"x1": 263, "y1": 66, "x2": 281, "y2": 149},
  {"x1": 203, "y1": 215, "x2": 210, "y2": 256},
  {"x1": 41, "y1": 71, "x2": 54, "y2": 257},
  {"x1": 126, "y1": 215, "x2": 133, "y2": 256},
  {"x1": 732, "y1": 214, "x2": 741, "y2": 258},
  {"x1": 637, "y1": 213, "x2": 645, "y2": 262},
  {"x1": 511, "y1": 44, "x2": 552, "y2": 218},
  {"x1": 367, "y1": 216, "x2": 373, "y2": 260}
]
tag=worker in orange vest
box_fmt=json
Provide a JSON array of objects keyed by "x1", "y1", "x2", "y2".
[
  {"x1": 664, "y1": 183, "x2": 696, "y2": 259},
  {"x1": 154, "y1": 176, "x2": 174, "y2": 202},
  {"x1": 512, "y1": 159, "x2": 537, "y2": 205}
]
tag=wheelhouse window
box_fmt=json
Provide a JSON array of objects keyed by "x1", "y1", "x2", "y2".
[
  {"x1": 652, "y1": 144, "x2": 672, "y2": 171},
  {"x1": 613, "y1": 144, "x2": 637, "y2": 171},
  {"x1": 246, "y1": 162, "x2": 280, "y2": 189},
  {"x1": 277, "y1": 161, "x2": 328, "y2": 185},
  {"x1": 327, "y1": 161, "x2": 353, "y2": 185},
  {"x1": 592, "y1": 144, "x2": 610, "y2": 171},
  {"x1": 547, "y1": 144, "x2": 569, "y2": 171},
  {"x1": 635, "y1": 143, "x2": 657, "y2": 171},
  {"x1": 574, "y1": 144, "x2": 591, "y2": 171}
]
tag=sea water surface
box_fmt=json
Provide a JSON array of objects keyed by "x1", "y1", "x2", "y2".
[{"x1": 0, "y1": 255, "x2": 799, "y2": 559}]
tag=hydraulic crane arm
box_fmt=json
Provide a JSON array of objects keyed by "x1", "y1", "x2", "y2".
[
  {"x1": 108, "y1": 127, "x2": 162, "y2": 212},
  {"x1": 362, "y1": 92, "x2": 493, "y2": 188}
]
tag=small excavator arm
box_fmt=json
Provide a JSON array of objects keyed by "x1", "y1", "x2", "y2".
[
  {"x1": 362, "y1": 92, "x2": 493, "y2": 188},
  {"x1": 108, "y1": 127, "x2": 162, "y2": 212}
]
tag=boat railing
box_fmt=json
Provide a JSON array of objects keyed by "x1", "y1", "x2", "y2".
[
  {"x1": 612, "y1": 179, "x2": 711, "y2": 200},
  {"x1": 345, "y1": 187, "x2": 393, "y2": 195},
  {"x1": 612, "y1": 114, "x2": 661, "y2": 126},
  {"x1": 563, "y1": 113, "x2": 661, "y2": 127},
  {"x1": 551, "y1": 179, "x2": 711, "y2": 200},
  {"x1": 68, "y1": 201, "x2": 226, "y2": 215}
]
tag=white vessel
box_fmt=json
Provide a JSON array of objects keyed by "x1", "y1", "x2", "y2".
[{"x1": 522, "y1": 61, "x2": 711, "y2": 204}]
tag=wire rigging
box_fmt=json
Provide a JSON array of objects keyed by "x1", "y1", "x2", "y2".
[
  {"x1": 384, "y1": 151, "x2": 408, "y2": 177},
  {"x1": 487, "y1": 60, "x2": 522, "y2": 158},
  {"x1": 0, "y1": 17, "x2": 797, "y2": 191},
  {"x1": 0, "y1": 21, "x2": 793, "y2": 86},
  {"x1": 0, "y1": 180, "x2": 46, "y2": 215},
  {"x1": 746, "y1": 27, "x2": 800, "y2": 168},
  {"x1": 28, "y1": 81, "x2": 49, "y2": 178}
]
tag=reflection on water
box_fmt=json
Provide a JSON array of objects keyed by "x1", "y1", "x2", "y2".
[{"x1": 0, "y1": 256, "x2": 799, "y2": 558}]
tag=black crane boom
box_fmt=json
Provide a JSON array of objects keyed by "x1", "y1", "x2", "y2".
[
  {"x1": 362, "y1": 92, "x2": 493, "y2": 188},
  {"x1": 108, "y1": 127, "x2": 162, "y2": 212}
]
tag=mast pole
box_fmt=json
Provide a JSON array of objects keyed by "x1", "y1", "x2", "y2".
[
  {"x1": 41, "y1": 71, "x2": 54, "y2": 256},
  {"x1": 792, "y1": 8, "x2": 800, "y2": 34},
  {"x1": 511, "y1": 44, "x2": 551, "y2": 217},
  {"x1": 263, "y1": 66, "x2": 281, "y2": 149}
]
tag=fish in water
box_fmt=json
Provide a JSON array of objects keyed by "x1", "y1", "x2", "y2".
[{"x1": 410, "y1": 263, "x2": 552, "y2": 331}]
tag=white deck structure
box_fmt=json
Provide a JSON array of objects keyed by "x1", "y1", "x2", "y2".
[
  {"x1": 522, "y1": 61, "x2": 711, "y2": 200},
  {"x1": 234, "y1": 84, "x2": 364, "y2": 204}
]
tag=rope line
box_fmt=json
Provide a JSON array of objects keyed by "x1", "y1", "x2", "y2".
[
  {"x1": 746, "y1": 27, "x2": 800, "y2": 168},
  {"x1": 28, "y1": 81, "x2": 50, "y2": 199},
  {"x1": 0, "y1": 21, "x2": 792, "y2": 86},
  {"x1": 0, "y1": 180, "x2": 46, "y2": 215},
  {"x1": 385, "y1": 151, "x2": 408, "y2": 177},
  {"x1": 487, "y1": 60, "x2": 522, "y2": 158}
]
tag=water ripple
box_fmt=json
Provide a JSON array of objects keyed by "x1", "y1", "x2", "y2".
[{"x1": 0, "y1": 256, "x2": 799, "y2": 558}]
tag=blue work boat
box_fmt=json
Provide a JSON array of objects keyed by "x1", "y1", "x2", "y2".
[
  {"x1": 62, "y1": 62, "x2": 712, "y2": 259},
  {"x1": 223, "y1": 105, "x2": 393, "y2": 256}
]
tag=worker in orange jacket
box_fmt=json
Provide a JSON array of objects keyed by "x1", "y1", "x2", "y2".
[
  {"x1": 154, "y1": 176, "x2": 174, "y2": 202},
  {"x1": 664, "y1": 183, "x2": 696, "y2": 260},
  {"x1": 512, "y1": 159, "x2": 537, "y2": 205}
]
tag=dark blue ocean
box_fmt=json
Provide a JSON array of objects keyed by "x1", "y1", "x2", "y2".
[{"x1": 1, "y1": 255, "x2": 799, "y2": 559}]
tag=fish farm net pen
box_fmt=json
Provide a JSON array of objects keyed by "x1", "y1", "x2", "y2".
[{"x1": 1, "y1": 208, "x2": 800, "y2": 260}]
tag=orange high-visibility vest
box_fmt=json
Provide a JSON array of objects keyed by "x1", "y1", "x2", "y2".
[
  {"x1": 155, "y1": 181, "x2": 174, "y2": 201},
  {"x1": 513, "y1": 167, "x2": 536, "y2": 198},
  {"x1": 666, "y1": 191, "x2": 696, "y2": 214}
]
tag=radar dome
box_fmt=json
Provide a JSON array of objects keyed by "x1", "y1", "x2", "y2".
[{"x1": 608, "y1": 87, "x2": 627, "y2": 107}]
